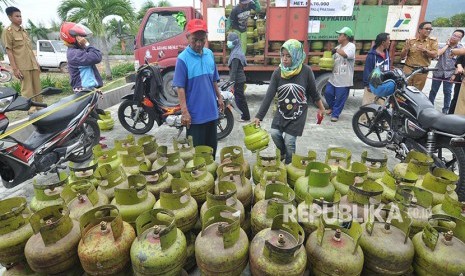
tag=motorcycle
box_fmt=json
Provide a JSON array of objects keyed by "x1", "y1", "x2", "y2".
[
  {"x1": 352, "y1": 66, "x2": 465, "y2": 201},
  {"x1": 0, "y1": 65, "x2": 12, "y2": 83},
  {"x1": 0, "y1": 87, "x2": 101, "y2": 188},
  {"x1": 118, "y1": 63, "x2": 240, "y2": 140}
]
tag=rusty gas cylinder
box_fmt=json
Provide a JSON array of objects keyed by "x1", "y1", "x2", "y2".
[
  {"x1": 153, "y1": 178, "x2": 198, "y2": 233},
  {"x1": 68, "y1": 161, "x2": 98, "y2": 187},
  {"x1": 376, "y1": 168, "x2": 418, "y2": 203},
  {"x1": 338, "y1": 180, "x2": 384, "y2": 223},
  {"x1": 359, "y1": 208, "x2": 415, "y2": 275},
  {"x1": 61, "y1": 180, "x2": 109, "y2": 221},
  {"x1": 131, "y1": 209, "x2": 187, "y2": 276},
  {"x1": 195, "y1": 205, "x2": 249, "y2": 275},
  {"x1": 140, "y1": 163, "x2": 173, "y2": 198},
  {"x1": 412, "y1": 215, "x2": 465, "y2": 275},
  {"x1": 306, "y1": 218, "x2": 364, "y2": 276},
  {"x1": 173, "y1": 136, "x2": 195, "y2": 163},
  {"x1": 0, "y1": 197, "x2": 33, "y2": 267},
  {"x1": 30, "y1": 172, "x2": 67, "y2": 212},
  {"x1": 94, "y1": 164, "x2": 129, "y2": 200},
  {"x1": 250, "y1": 214, "x2": 307, "y2": 276},
  {"x1": 251, "y1": 184, "x2": 296, "y2": 236},
  {"x1": 252, "y1": 148, "x2": 287, "y2": 184},
  {"x1": 254, "y1": 168, "x2": 288, "y2": 204},
  {"x1": 187, "y1": 145, "x2": 219, "y2": 179},
  {"x1": 217, "y1": 162, "x2": 253, "y2": 209},
  {"x1": 24, "y1": 205, "x2": 81, "y2": 274},
  {"x1": 111, "y1": 174, "x2": 156, "y2": 227},
  {"x1": 78, "y1": 205, "x2": 136, "y2": 275}
]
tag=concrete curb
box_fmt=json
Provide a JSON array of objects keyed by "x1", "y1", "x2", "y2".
[{"x1": 7, "y1": 83, "x2": 133, "y2": 141}]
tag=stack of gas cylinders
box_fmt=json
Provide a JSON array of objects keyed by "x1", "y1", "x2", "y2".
[{"x1": 1, "y1": 131, "x2": 464, "y2": 276}]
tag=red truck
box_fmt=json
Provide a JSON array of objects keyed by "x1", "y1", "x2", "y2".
[{"x1": 134, "y1": 0, "x2": 428, "y2": 104}]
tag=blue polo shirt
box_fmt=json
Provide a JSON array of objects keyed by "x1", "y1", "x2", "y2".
[{"x1": 172, "y1": 46, "x2": 220, "y2": 124}]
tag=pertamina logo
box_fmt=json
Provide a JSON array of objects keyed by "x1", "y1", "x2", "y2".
[
  {"x1": 217, "y1": 16, "x2": 226, "y2": 34},
  {"x1": 393, "y1": 13, "x2": 411, "y2": 28}
]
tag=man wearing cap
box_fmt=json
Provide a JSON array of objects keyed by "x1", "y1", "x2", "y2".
[
  {"x1": 229, "y1": 0, "x2": 261, "y2": 53},
  {"x1": 400, "y1": 21, "x2": 438, "y2": 91},
  {"x1": 172, "y1": 19, "x2": 224, "y2": 158},
  {"x1": 324, "y1": 27, "x2": 356, "y2": 122}
]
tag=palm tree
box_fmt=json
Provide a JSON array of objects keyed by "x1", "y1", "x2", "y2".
[
  {"x1": 136, "y1": 0, "x2": 155, "y2": 22},
  {"x1": 27, "y1": 20, "x2": 48, "y2": 41},
  {"x1": 105, "y1": 18, "x2": 131, "y2": 53},
  {"x1": 57, "y1": 0, "x2": 135, "y2": 80},
  {"x1": 0, "y1": 0, "x2": 15, "y2": 11},
  {"x1": 49, "y1": 20, "x2": 61, "y2": 32},
  {"x1": 157, "y1": 0, "x2": 171, "y2": 7}
]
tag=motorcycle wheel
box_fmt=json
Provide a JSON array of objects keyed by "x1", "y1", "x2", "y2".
[
  {"x1": 0, "y1": 71, "x2": 12, "y2": 83},
  {"x1": 433, "y1": 139, "x2": 465, "y2": 201},
  {"x1": 352, "y1": 108, "x2": 391, "y2": 147},
  {"x1": 67, "y1": 118, "x2": 100, "y2": 163},
  {"x1": 118, "y1": 100, "x2": 155, "y2": 134},
  {"x1": 217, "y1": 107, "x2": 234, "y2": 140}
]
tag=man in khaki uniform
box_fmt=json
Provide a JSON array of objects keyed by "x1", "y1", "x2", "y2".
[
  {"x1": 2, "y1": 6, "x2": 42, "y2": 113},
  {"x1": 400, "y1": 21, "x2": 438, "y2": 91}
]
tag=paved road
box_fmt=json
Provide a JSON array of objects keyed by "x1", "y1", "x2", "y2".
[{"x1": 0, "y1": 74, "x2": 444, "y2": 201}]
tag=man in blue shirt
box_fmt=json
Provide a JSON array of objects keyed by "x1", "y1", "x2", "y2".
[{"x1": 173, "y1": 19, "x2": 224, "y2": 158}]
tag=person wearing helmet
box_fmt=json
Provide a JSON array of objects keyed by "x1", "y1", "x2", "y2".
[
  {"x1": 2, "y1": 6, "x2": 43, "y2": 114},
  {"x1": 60, "y1": 22, "x2": 103, "y2": 92}
]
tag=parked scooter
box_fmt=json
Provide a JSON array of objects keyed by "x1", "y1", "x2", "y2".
[
  {"x1": 118, "y1": 63, "x2": 240, "y2": 140},
  {"x1": 0, "y1": 87, "x2": 101, "y2": 188},
  {"x1": 352, "y1": 66, "x2": 465, "y2": 200}
]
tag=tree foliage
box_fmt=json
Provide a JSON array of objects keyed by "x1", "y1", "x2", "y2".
[
  {"x1": 27, "y1": 19, "x2": 48, "y2": 41},
  {"x1": 136, "y1": 0, "x2": 155, "y2": 22},
  {"x1": 432, "y1": 17, "x2": 451, "y2": 27},
  {"x1": 432, "y1": 13, "x2": 465, "y2": 27}
]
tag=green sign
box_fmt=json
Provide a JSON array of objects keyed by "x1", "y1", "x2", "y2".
[{"x1": 308, "y1": 5, "x2": 389, "y2": 40}]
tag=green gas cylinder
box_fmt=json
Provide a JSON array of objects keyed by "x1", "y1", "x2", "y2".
[
  {"x1": 360, "y1": 151, "x2": 388, "y2": 180},
  {"x1": 254, "y1": 168, "x2": 288, "y2": 204},
  {"x1": 219, "y1": 146, "x2": 251, "y2": 179},
  {"x1": 30, "y1": 172, "x2": 68, "y2": 212},
  {"x1": 249, "y1": 215, "x2": 307, "y2": 276},
  {"x1": 131, "y1": 209, "x2": 187, "y2": 276},
  {"x1": 154, "y1": 178, "x2": 198, "y2": 233},
  {"x1": 294, "y1": 161, "x2": 335, "y2": 203},
  {"x1": 0, "y1": 197, "x2": 33, "y2": 266},
  {"x1": 243, "y1": 122, "x2": 270, "y2": 152},
  {"x1": 217, "y1": 162, "x2": 253, "y2": 210},
  {"x1": 286, "y1": 151, "x2": 317, "y2": 188},
  {"x1": 173, "y1": 136, "x2": 195, "y2": 163},
  {"x1": 325, "y1": 147, "x2": 352, "y2": 176},
  {"x1": 417, "y1": 168, "x2": 459, "y2": 205},
  {"x1": 94, "y1": 164, "x2": 129, "y2": 200},
  {"x1": 153, "y1": 146, "x2": 185, "y2": 178},
  {"x1": 195, "y1": 205, "x2": 249, "y2": 276},
  {"x1": 331, "y1": 162, "x2": 368, "y2": 196},
  {"x1": 68, "y1": 162, "x2": 98, "y2": 187},
  {"x1": 111, "y1": 174, "x2": 156, "y2": 227},
  {"x1": 376, "y1": 168, "x2": 418, "y2": 203},
  {"x1": 187, "y1": 145, "x2": 218, "y2": 179},
  {"x1": 139, "y1": 163, "x2": 173, "y2": 198},
  {"x1": 78, "y1": 205, "x2": 136, "y2": 275},
  {"x1": 180, "y1": 157, "x2": 214, "y2": 204},
  {"x1": 252, "y1": 148, "x2": 287, "y2": 184},
  {"x1": 137, "y1": 135, "x2": 158, "y2": 163}
]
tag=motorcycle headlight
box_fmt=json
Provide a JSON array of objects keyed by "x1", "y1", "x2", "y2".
[{"x1": 0, "y1": 96, "x2": 14, "y2": 112}]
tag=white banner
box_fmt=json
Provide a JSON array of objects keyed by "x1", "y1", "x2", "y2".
[
  {"x1": 207, "y1": 8, "x2": 226, "y2": 42},
  {"x1": 309, "y1": 0, "x2": 355, "y2": 17},
  {"x1": 385, "y1": 6, "x2": 422, "y2": 40}
]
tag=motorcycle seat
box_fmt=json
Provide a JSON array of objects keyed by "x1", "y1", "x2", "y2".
[
  {"x1": 30, "y1": 92, "x2": 94, "y2": 132},
  {"x1": 418, "y1": 108, "x2": 465, "y2": 135}
]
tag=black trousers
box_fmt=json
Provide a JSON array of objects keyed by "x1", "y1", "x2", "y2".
[
  {"x1": 186, "y1": 120, "x2": 218, "y2": 159},
  {"x1": 449, "y1": 83, "x2": 461, "y2": 114},
  {"x1": 234, "y1": 82, "x2": 250, "y2": 120}
]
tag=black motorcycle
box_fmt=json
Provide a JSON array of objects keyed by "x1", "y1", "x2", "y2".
[{"x1": 352, "y1": 66, "x2": 465, "y2": 200}]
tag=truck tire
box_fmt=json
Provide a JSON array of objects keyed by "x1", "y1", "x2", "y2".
[
  {"x1": 59, "y1": 62, "x2": 68, "y2": 73},
  {"x1": 315, "y1": 73, "x2": 332, "y2": 109},
  {"x1": 162, "y1": 71, "x2": 179, "y2": 105}
]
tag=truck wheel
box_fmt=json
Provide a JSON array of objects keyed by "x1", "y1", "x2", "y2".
[
  {"x1": 315, "y1": 73, "x2": 332, "y2": 109},
  {"x1": 59, "y1": 62, "x2": 68, "y2": 73},
  {"x1": 162, "y1": 71, "x2": 179, "y2": 105}
]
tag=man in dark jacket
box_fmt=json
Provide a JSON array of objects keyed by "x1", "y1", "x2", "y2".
[
  {"x1": 229, "y1": 0, "x2": 260, "y2": 53},
  {"x1": 362, "y1": 32, "x2": 391, "y2": 105}
]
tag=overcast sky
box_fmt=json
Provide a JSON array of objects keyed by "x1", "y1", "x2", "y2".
[{"x1": 0, "y1": 0, "x2": 202, "y2": 28}]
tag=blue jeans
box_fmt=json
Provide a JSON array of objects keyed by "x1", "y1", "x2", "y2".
[
  {"x1": 324, "y1": 82, "x2": 350, "y2": 118},
  {"x1": 429, "y1": 77, "x2": 453, "y2": 114},
  {"x1": 269, "y1": 128, "x2": 296, "y2": 164}
]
